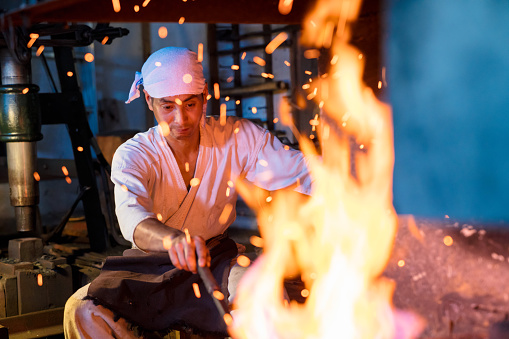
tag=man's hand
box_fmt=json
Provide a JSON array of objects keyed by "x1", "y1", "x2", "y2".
[{"x1": 164, "y1": 233, "x2": 211, "y2": 274}]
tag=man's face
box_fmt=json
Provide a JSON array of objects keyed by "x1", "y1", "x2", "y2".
[{"x1": 145, "y1": 89, "x2": 206, "y2": 142}]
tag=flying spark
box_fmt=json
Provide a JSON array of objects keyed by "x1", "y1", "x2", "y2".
[
  {"x1": 358, "y1": 53, "x2": 363, "y2": 60},
  {"x1": 162, "y1": 236, "x2": 173, "y2": 250},
  {"x1": 302, "y1": 84, "x2": 311, "y2": 90},
  {"x1": 112, "y1": 0, "x2": 121, "y2": 12},
  {"x1": 241, "y1": 52, "x2": 246, "y2": 60},
  {"x1": 259, "y1": 159, "x2": 268, "y2": 167},
  {"x1": 206, "y1": 94, "x2": 212, "y2": 100},
  {"x1": 304, "y1": 49, "x2": 320, "y2": 59},
  {"x1": 65, "y1": 177, "x2": 72, "y2": 184},
  {"x1": 253, "y1": 56, "x2": 266, "y2": 66},
  {"x1": 193, "y1": 283, "x2": 201, "y2": 298},
  {"x1": 175, "y1": 98, "x2": 182, "y2": 105},
  {"x1": 33, "y1": 172, "x2": 40, "y2": 181},
  {"x1": 198, "y1": 43, "x2": 204, "y2": 62},
  {"x1": 157, "y1": 213, "x2": 163, "y2": 221},
  {"x1": 36, "y1": 45, "x2": 44, "y2": 56},
  {"x1": 398, "y1": 260, "x2": 405, "y2": 267},
  {"x1": 158, "y1": 26, "x2": 168, "y2": 39},
  {"x1": 225, "y1": 96, "x2": 230, "y2": 101},
  {"x1": 228, "y1": 180, "x2": 234, "y2": 187},
  {"x1": 185, "y1": 162, "x2": 190, "y2": 172},
  {"x1": 61, "y1": 166, "x2": 69, "y2": 176},
  {"x1": 121, "y1": 184, "x2": 128, "y2": 192},
  {"x1": 22, "y1": 88, "x2": 29, "y2": 94},
  {"x1": 77, "y1": 146, "x2": 83, "y2": 152},
  {"x1": 226, "y1": 187, "x2": 230, "y2": 197},
  {"x1": 278, "y1": 0, "x2": 293, "y2": 15},
  {"x1": 301, "y1": 289, "x2": 310, "y2": 298},
  {"x1": 220, "y1": 104, "x2": 227, "y2": 126},
  {"x1": 265, "y1": 32, "x2": 288, "y2": 54},
  {"x1": 249, "y1": 235, "x2": 264, "y2": 247},
  {"x1": 179, "y1": 17, "x2": 185, "y2": 24},
  {"x1": 273, "y1": 118, "x2": 279, "y2": 123},
  {"x1": 142, "y1": 0, "x2": 150, "y2": 6},
  {"x1": 223, "y1": 313, "x2": 233, "y2": 327},
  {"x1": 67, "y1": 72, "x2": 73, "y2": 77},
  {"x1": 37, "y1": 274, "x2": 43, "y2": 286},
  {"x1": 155, "y1": 62, "x2": 161, "y2": 67},
  {"x1": 305, "y1": 70, "x2": 312, "y2": 75},
  {"x1": 184, "y1": 228, "x2": 191, "y2": 244},
  {"x1": 214, "y1": 83, "x2": 220, "y2": 99},
  {"x1": 213, "y1": 290, "x2": 224, "y2": 300},
  {"x1": 231, "y1": 65, "x2": 240, "y2": 70},
  {"x1": 190, "y1": 178, "x2": 201, "y2": 187},
  {"x1": 265, "y1": 196, "x2": 272, "y2": 203},
  {"x1": 134, "y1": 5, "x2": 140, "y2": 12},
  {"x1": 235, "y1": 100, "x2": 240, "y2": 105},
  {"x1": 219, "y1": 204, "x2": 233, "y2": 224},
  {"x1": 237, "y1": 255, "x2": 251, "y2": 267},
  {"x1": 378, "y1": 81, "x2": 382, "y2": 89},
  {"x1": 251, "y1": 107, "x2": 257, "y2": 114},
  {"x1": 27, "y1": 33, "x2": 39, "y2": 48},
  {"x1": 284, "y1": 145, "x2": 290, "y2": 151},
  {"x1": 284, "y1": 60, "x2": 291, "y2": 66},
  {"x1": 443, "y1": 236, "x2": 453, "y2": 246},
  {"x1": 159, "y1": 121, "x2": 170, "y2": 136},
  {"x1": 234, "y1": 127, "x2": 239, "y2": 134},
  {"x1": 84, "y1": 53, "x2": 94, "y2": 62}
]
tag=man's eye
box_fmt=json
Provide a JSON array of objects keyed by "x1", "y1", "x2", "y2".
[
  {"x1": 186, "y1": 102, "x2": 196, "y2": 108},
  {"x1": 162, "y1": 105, "x2": 174, "y2": 110}
]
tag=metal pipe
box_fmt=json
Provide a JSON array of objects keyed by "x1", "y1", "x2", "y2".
[{"x1": 0, "y1": 47, "x2": 40, "y2": 232}]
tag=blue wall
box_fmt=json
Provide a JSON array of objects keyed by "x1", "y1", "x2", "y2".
[{"x1": 388, "y1": 0, "x2": 509, "y2": 221}]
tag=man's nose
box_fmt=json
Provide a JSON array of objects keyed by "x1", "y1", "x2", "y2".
[{"x1": 174, "y1": 106, "x2": 186, "y2": 124}]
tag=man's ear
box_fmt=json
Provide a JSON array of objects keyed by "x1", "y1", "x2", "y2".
[
  {"x1": 202, "y1": 83, "x2": 209, "y2": 100},
  {"x1": 144, "y1": 89, "x2": 154, "y2": 111}
]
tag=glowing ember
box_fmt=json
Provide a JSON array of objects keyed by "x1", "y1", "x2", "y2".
[
  {"x1": 84, "y1": 53, "x2": 94, "y2": 62},
  {"x1": 231, "y1": 65, "x2": 240, "y2": 70},
  {"x1": 36, "y1": 45, "x2": 44, "y2": 56},
  {"x1": 253, "y1": 56, "x2": 266, "y2": 67},
  {"x1": 251, "y1": 107, "x2": 257, "y2": 114},
  {"x1": 237, "y1": 255, "x2": 251, "y2": 267},
  {"x1": 162, "y1": 236, "x2": 173, "y2": 250},
  {"x1": 184, "y1": 228, "x2": 191, "y2": 244},
  {"x1": 193, "y1": 283, "x2": 201, "y2": 298},
  {"x1": 33, "y1": 172, "x2": 40, "y2": 181},
  {"x1": 37, "y1": 274, "x2": 43, "y2": 286},
  {"x1": 190, "y1": 178, "x2": 200, "y2": 187},
  {"x1": 443, "y1": 236, "x2": 453, "y2": 246},
  {"x1": 157, "y1": 213, "x2": 163, "y2": 221},
  {"x1": 397, "y1": 260, "x2": 405, "y2": 267},
  {"x1": 22, "y1": 88, "x2": 29, "y2": 94},
  {"x1": 241, "y1": 52, "x2": 247, "y2": 60},
  {"x1": 158, "y1": 26, "x2": 168, "y2": 39},
  {"x1": 65, "y1": 177, "x2": 72, "y2": 184},
  {"x1": 179, "y1": 17, "x2": 185, "y2": 24},
  {"x1": 219, "y1": 204, "x2": 233, "y2": 225},
  {"x1": 278, "y1": 0, "x2": 293, "y2": 15},
  {"x1": 265, "y1": 32, "x2": 288, "y2": 54},
  {"x1": 112, "y1": 0, "x2": 121, "y2": 12},
  {"x1": 213, "y1": 290, "x2": 224, "y2": 301},
  {"x1": 220, "y1": 103, "x2": 227, "y2": 126},
  {"x1": 67, "y1": 71, "x2": 73, "y2": 77},
  {"x1": 198, "y1": 43, "x2": 204, "y2": 62},
  {"x1": 134, "y1": 5, "x2": 140, "y2": 12},
  {"x1": 121, "y1": 184, "x2": 128, "y2": 192},
  {"x1": 214, "y1": 83, "x2": 220, "y2": 99},
  {"x1": 249, "y1": 236, "x2": 264, "y2": 248}
]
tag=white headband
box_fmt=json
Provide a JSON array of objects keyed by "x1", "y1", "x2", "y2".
[{"x1": 126, "y1": 47, "x2": 206, "y2": 104}]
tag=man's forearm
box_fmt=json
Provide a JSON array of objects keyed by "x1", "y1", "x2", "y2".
[{"x1": 133, "y1": 218, "x2": 184, "y2": 252}]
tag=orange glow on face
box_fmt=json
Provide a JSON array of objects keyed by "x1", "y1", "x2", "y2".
[
  {"x1": 33, "y1": 172, "x2": 40, "y2": 181},
  {"x1": 84, "y1": 53, "x2": 94, "y2": 62},
  {"x1": 443, "y1": 236, "x2": 453, "y2": 246},
  {"x1": 37, "y1": 274, "x2": 43, "y2": 286},
  {"x1": 112, "y1": 0, "x2": 121, "y2": 12},
  {"x1": 36, "y1": 45, "x2": 44, "y2": 56},
  {"x1": 61, "y1": 166, "x2": 69, "y2": 176},
  {"x1": 158, "y1": 26, "x2": 168, "y2": 39},
  {"x1": 65, "y1": 177, "x2": 72, "y2": 184},
  {"x1": 253, "y1": 56, "x2": 266, "y2": 66},
  {"x1": 67, "y1": 71, "x2": 73, "y2": 77},
  {"x1": 213, "y1": 290, "x2": 224, "y2": 300},
  {"x1": 220, "y1": 104, "x2": 227, "y2": 126},
  {"x1": 219, "y1": 204, "x2": 233, "y2": 225},
  {"x1": 193, "y1": 283, "x2": 201, "y2": 298},
  {"x1": 198, "y1": 43, "x2": 204, "y2": 62},
  {"x1": 190, "y1": 178, "x2": 201, "y2": 187},
  {"x1": 265, "y1": 32, "x2": 289, "y2": 54},
  {"x1": 249, "y1": 235, "x2": 264, "y2": 248},
  {"x1": 159, "y1": 121, "x2": 170, "y2": 136},
  {"x1": 237, "y1": 255, "x2": 251, "y2": 267},
  {"x1": 214, "y1": 83, "x2": 220, "y2": 99}
]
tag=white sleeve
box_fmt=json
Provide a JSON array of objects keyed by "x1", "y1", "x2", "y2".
[
  {"x1": 110, "y1": 144, "x2": 157, "y2": 245},
  {"x1": 243, "y1": 128, "x2": 312, "y2": 195}
]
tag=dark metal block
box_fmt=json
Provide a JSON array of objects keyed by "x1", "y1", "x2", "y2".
[
  {"x1": 8, "y1": 238, "x2": 43, "y2": 262},
  {"x1": 0, "y1": 274, "x2": 18, "y2": 318}
]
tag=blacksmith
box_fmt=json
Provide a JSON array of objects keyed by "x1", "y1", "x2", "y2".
[{"x1": 63, "y1": 47, "x2": 312, "y2": 338}]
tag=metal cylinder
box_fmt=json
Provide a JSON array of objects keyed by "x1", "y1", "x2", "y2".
[{"x1": 0, "y1": 47, "x2": 40, "y2": 232}]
